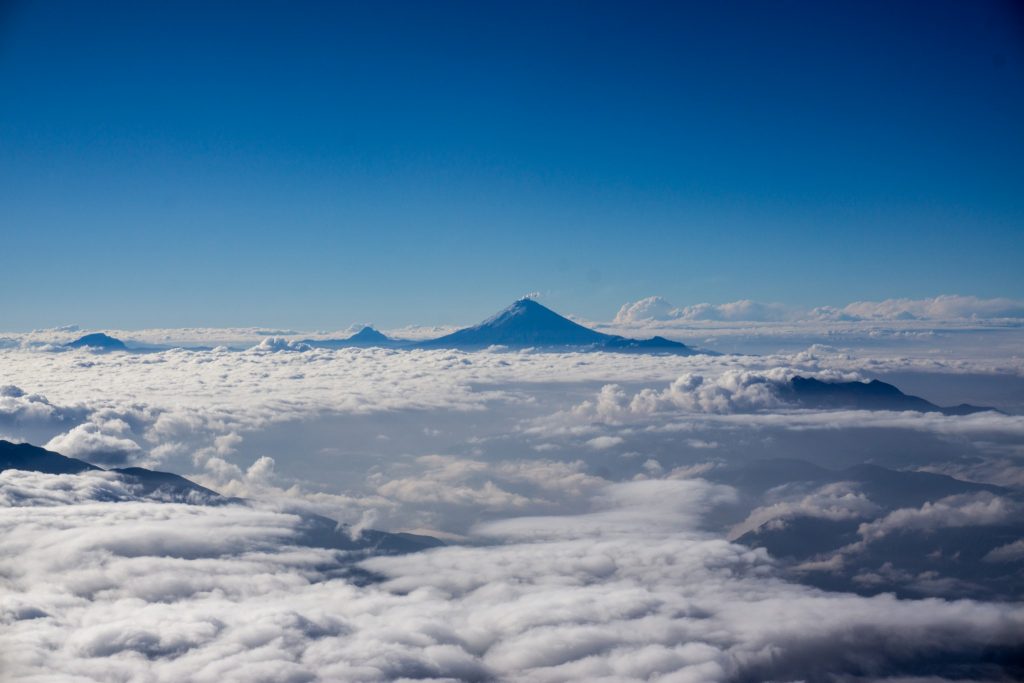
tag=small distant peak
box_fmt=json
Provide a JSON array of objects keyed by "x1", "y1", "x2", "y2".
[
  {"x1": 348, "y1": 326, "x2": 390, "y2": 342},
  {"x1": 66, "y1": 332, "x2": 127, "y2": 351}
]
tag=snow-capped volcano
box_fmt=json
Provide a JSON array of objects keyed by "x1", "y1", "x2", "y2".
[{"x1": 420, "y1": 298, "x2": 699, "y2": 353}]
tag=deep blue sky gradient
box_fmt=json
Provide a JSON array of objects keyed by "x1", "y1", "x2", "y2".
[{"x1": 1, "y1": 0, "x2": 1022, "y2": 328}]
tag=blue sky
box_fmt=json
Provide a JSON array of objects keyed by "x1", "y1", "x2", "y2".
[{"x1": 1, "y1": 0, "x2": 1022, "y2": 329}]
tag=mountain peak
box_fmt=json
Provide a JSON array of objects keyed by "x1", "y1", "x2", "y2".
[
  {"x1": 478, "y1": 297, "x2": 574, "y2": 325},
  {"x1": 347, "y1": 326, "x2": 390, "y2": 343},
  {"x1": 511, "y1": 296, "x2": 544, "y2": 309},
  {"x1": 298, "y1": 326, "x2": 395, "y2": 349},
  {"x1": 425, "y1": 298, "x2": 605, "y2": 349}
]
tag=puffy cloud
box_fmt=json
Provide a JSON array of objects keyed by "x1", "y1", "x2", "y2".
[
  {"x1": 614, "y1": 296, "x2": 679, "y2": 322},
  {"x1": 251, "y1": 337, "x2": 312, "y2": 353},
  {"x1": 0, "y1": 385, "x2": 87, "y2": 430},
  {"x1": 554, "y1": 369, "x2": 855, "y2": 426},
  {"x1": 44, "y1": 420, "x2": 142, "y2": 466},
  {"x1": 615, "y1": 297, "x2": 791, "y2": 323},
  {"x1": 659, "y1": 370, "x2": 792, "y2": 413},
  {"x1": 245, "y1": 455, "x2": 276, "y2": 482},
  {"x1": 676, "y1": 299, "x2": 792, "y2": 322}
]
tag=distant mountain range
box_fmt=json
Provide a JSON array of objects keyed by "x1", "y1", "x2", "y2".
[
  {"x1": 785, "y1": 376, "x2": 997, "y2": 415},
  {"x1": 0, "y1": 440, "x2": 442, "y2": 555},
  {"x1": 62, "y1": 299, "x2": 702, "y2": 355}
]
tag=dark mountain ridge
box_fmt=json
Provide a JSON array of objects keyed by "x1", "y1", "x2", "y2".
[
  {"x1": 0, "y1": 439, "x2": 100, "y2": 474},
  {"x1": 0, "y1": 440, "x2": 441, "y2": 554},
  {"x1": 786, "y1": 376, "x2": 998, "y2": 415}
]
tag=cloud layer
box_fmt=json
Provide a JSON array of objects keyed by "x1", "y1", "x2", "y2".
[
  {"x1": 1, "y1": 315, "x2": 1023, "y2": 680},
  {"x1": 2, "y1": 474, "x2": 1022, "y2": 682},
  {"x1": 615, "y1": 295, "x2": 1024, "y2": 323}
]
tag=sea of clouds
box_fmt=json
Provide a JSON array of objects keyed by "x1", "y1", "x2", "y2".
[{"x1": 1, "y1": 299, "x2": 1023, "y2": 681}]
